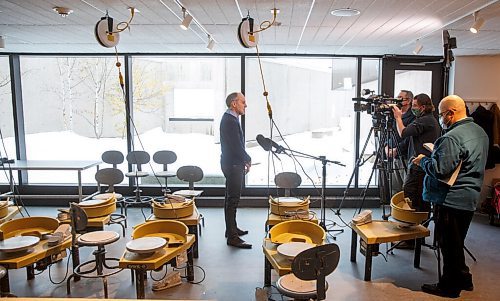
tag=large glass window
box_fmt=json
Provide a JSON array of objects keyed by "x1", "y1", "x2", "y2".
[
  {"x1": 0, "y1": 56, "x2": 15, "y2": 183},
  {"x1": 245, "y1": 57, "x2": 359, "y2": 186},
  {"x1": 131, "y1": 57, "x2": 241, "y2": 186},
  {"x1": 20, "y1": 56, "x2": 127, "y2": 184},
  {"x1": 358, "y1": 58, "x2": 381, "y2": 187},
  {"x1": 394, "y1": 70, "x2": 432, "y2": 96}
]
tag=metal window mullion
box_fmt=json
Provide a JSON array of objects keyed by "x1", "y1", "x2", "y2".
[
  {"x1": 124, "y1": 54, "x2": 134, "y2": 187},
  {"x1": 9, "y1": 54, "x2": 27, "y2": 184}
]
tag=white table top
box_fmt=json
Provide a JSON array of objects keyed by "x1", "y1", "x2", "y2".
[{"x1": 0, "y1": 160, "x2": 101, "y2": 171}]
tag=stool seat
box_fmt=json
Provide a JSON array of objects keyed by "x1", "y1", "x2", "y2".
[
  {"x1": 276, "y1": 273, "x2": 329, "y2": 299},
  {"x1": 155, "y1": 171, "x2": 176, "y2": 178},
  {"x1": 78, "y1": 231, "x2": 120, "y2": 246},
  {"x1": 125, "y1": 171, "x2": 149, "y2": 178},
  {"x1": 94, "y1": 192, "x2": 123, "y2": 200}
]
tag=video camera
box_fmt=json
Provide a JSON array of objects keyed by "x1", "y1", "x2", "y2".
[{"x1": 352, "y1": 89, "x2": 403, "y2": 118}]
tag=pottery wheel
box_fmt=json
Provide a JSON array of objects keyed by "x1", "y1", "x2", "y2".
[
  {"x1": 126, "y1": 237, "x2": 168, "y2": 254},
  {"x1": 274, "y1": 197, "x2": 303, "y2": 204},
  {"x1": 0, "y1": 236, "x2": 40, "y2": 253},
  {"x1": 277, "y1": 242, "x2": 315, "y2": 260},
  {"x1": 79, "y1": 199, "x2": 107, "y2": 207}
]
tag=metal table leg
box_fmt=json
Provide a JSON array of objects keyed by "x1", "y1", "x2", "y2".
[
  {"x1": 414, "y1": 238, "x2": 422, "y2": 268},
  {"x1": 350, "y1": 229, "x2": 357, "y2": 262},
  {"x1": 264, "y1": 257, "x2": 271, "y2": 286},
  {"x1": 188, "y1": 225, "x2": 199, "y2": 259},
  {"x1": 135, "y1": 269, "x2": 146, "y2": 299},
  {"x1": 0, "y1": 267, "x2": 11, "y2": 296},
  {"x1": 26, "y1": 265, "x2": 34, "y2": 280},
  {"x1": 364, "y1": 244, "x2": 373, "y2": 281},
  {"x1": 187, "y1": 247, "x2": 194, "y2": 281}
]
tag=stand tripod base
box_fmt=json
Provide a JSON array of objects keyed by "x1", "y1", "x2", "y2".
[{"x1": 320, "y1": 222, "x2": 344, "y2": 240}]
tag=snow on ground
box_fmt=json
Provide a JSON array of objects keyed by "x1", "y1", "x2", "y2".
[{"x1": 0, "y1": 127, "x2": 377, "y2": 187}]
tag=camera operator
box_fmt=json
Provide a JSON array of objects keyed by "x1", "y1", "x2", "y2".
[
  {"x1": 386, "y1": 90, "x2": 415, "y2": 196},
  {"x1": 392, "y1": 93, "x2": 441, "y2": 248}
]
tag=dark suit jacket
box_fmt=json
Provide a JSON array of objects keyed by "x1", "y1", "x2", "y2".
[{"x1": 220, "y1": 112, "x2": 251, "y2": 167}]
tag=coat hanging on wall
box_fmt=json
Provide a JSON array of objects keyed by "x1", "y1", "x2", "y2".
[{"x1": 470, "y1": 104, "x2": 496, "y2": 169}]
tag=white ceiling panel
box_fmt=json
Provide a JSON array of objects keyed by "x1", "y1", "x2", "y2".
[{"x1": 0, "y1": 0, "x2": 499, "y2": 56}]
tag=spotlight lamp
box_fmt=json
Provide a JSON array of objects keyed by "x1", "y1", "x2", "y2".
[
  {"x1": 53, "y1": 6, "x2": 73, "y2": 17},
  {"x1": 180, "y1": 7, "x2": 193, "y2": 30},
  {"x1": 470, "y1": 12, "x2": 485, "y2": 33},
  {"x1": 206, "y1": 36, "x2": 215, "y2": 51},
  {"x1": 413, "y1": 40, "x2": 423, "y2": 55}
]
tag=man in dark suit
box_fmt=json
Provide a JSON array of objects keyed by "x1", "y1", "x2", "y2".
[{"x1": 220, "y1": 92, "x2": 252, "y2": 249}]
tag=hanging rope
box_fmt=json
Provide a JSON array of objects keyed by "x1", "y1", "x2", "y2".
[{"x1": 254, "y1": 44, "x2": 273, "y2": 120}]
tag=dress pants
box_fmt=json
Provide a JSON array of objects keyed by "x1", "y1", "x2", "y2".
[
  {"x1": 222, "y1": 164, "x2": 245, "y2": 240},
  {"x1": 435, "y1": 205, "x2": 474, "y2": 289}
]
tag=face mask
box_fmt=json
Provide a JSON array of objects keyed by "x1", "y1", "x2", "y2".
[
  {"x1": 439, "y1": 111, "x2": 451, "y2": 129},
  {"x1": 439, "y1": 116, "x2": 449, "y2": 129},
  {"x1": 411, "y1": 108, "x2": 421, "y2": 117}
]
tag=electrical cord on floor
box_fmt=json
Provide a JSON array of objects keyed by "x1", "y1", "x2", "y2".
[
  {"x1": 149, "y1": 266, "x2": 168, "y2": 281},
  {"x1": 375, "y1": 251, "x2": 388, "y2": 262},
  {"x1": 173, "y1": 263, "x2": 206, "y2": 285},
  {"x1": 48, "y1": 249, "x2": 72, "y2": 284}
]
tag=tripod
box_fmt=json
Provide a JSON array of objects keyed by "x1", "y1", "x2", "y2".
[{"x1": 337, "y1": 112, "x2": 407, "y2": 218}]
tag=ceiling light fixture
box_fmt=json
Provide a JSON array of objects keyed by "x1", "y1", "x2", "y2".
[
  {"x1": 206, "y1": 35, "x2": 215, "y2": 51},
  {"x1": 180, "y1": 7, "x2": 193, "y2": 30},
  {"x1": 53, "y1": 6, "x2": 73, "y2": 17},
  {"x1": 330, "y1": 8, "x2": 360, "y2": 17},
  {"x1": 413, "y1": 40, "x2": 423, "y2": 55},
  {"x1": 0, "y1": 36, "x2": 5, "y2": 49},
  {"x1": 470, "y1": 11, "x2": 485, "y2": 33}
]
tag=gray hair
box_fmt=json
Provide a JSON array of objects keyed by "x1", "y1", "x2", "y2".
[
  {"x1": 401, "y1": 90, "x2": 414, "y2": 100},
  {"x1": 225, "y1": 92, "x2": 240, "y2": 107}
]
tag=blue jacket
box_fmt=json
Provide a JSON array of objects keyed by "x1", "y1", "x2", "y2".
[
  {"x1": 220, "y1": 112, "x2": 251, "y2": 167},
  {"x1": 419, "y1": 117, "x2": 488, "y2": 211}
]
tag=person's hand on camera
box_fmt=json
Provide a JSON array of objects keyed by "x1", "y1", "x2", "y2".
[
  {"x1": 412, "y1": 154, "x2": 426, "y2": 165},
  {"x1": 392, "y1": 105, "x2": 402, "y2": 119}
]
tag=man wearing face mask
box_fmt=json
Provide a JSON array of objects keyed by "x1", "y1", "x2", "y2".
[
  {"x1": 413, "y1": 95, "x2": 488, "y2": 298},
  {"x1": 392, "y1": 93, "x2": 441, "y2": 248}
]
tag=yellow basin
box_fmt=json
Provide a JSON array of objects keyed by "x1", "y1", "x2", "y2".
[
  {"x1": 269, "y1": 196, "x2": 310, "y2": 216},
  {"x1": 390, "y1": 191, "x2": 429, "y2": 225},
  {"x1": 269, "y1": 220, "x2": 325, "y2": 245},
  {"x1": 0, "y1": 216, "x2": 59, "y2": 240},
  {"x1": 0, "y1": 201, "x2": 9, "y2": 219},
  {"x1": 152, "y1": 199, "x2": 194, "y2": 219},
  {"x1": 132, "y1": 220, "x2": 188, "y2": 244},
  {"x1": 79, "y1": 196, "x2": 117, "y2": 218}
]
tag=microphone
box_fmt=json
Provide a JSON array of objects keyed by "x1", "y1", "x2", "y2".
[
  {"x1": 256, "y1": 134, "x2": 272, "y2": 151},
  {"x1": 256, "y1": 134, "x2": 285, "y2": 153}
]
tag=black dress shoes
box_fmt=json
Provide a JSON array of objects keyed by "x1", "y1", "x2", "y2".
[
  {"x1": 225, "y1": 228, "x2": 249, "y2": 238},
  {"x1": 422, "y1": 283, "x2": 460, "y2": 298},
  {"x1": 227, "y1": 237, "x2": 252, "y2": 249}
]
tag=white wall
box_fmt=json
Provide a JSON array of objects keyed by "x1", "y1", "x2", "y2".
[{"x1": 452, "y1": 55, "x2": 500, "y2": 206}]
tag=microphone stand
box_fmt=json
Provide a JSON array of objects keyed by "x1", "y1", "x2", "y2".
[{"x1": 272, "y1": 144, "x2": 345, "y2": 236}]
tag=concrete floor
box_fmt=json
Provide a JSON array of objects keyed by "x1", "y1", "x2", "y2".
[{"x1": 4, "y1": 206, "x2": 500, "y2": 300}]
